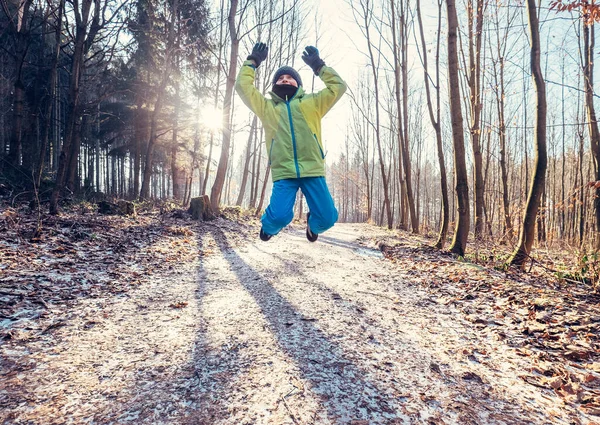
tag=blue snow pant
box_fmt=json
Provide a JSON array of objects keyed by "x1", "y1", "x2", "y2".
[{"x1": 261, "y1": 177, "x2": 338, "y2": 236}]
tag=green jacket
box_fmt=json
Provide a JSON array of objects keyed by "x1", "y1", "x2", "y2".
[{"x1": 235, "y1": 61, "x2": 347, "y2": 181}]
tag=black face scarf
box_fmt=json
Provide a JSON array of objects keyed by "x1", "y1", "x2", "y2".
[{"x1": 272, "y1": 83, "x2": 298, "y2": 101}]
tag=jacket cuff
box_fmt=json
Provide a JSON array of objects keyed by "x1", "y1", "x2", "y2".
[{"x1": 243, "y1": 60, "x2": 257, "y2": 69}]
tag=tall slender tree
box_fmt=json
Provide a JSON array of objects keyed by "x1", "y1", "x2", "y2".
[
  {"x1": 210, "y1": 0, "x2": 240, "y2": 211},
  {"x1": 140, "y1": 0, "x2": 179, "y2": 199},
  {"x1": 390, "y1": 0, "x2": 418, "y2": 232},
  {"x1": 416, "y1": 0, "x2": 448, "y2": 247},
  {"x1": 509, "y1": 0, "x2": 547, "y2": 267},
  {"x1": 466, "y1": 0, "x2": 486, "y2": 238},
  {"x1": 582, "y1": 21, "x2": 600, "y2": 248},
  {"x1": 50, "y1": 0, "x2": 105, "y2": 214},
  {"x1": 352, "y1": 0, "x2": 393, "y2": 229},
  {"x1": 447, "y1": 0, "x2": 470, "y2": 256},
  {"x1": 2, "y1": 0, "x2": 34, "y2": 169}
]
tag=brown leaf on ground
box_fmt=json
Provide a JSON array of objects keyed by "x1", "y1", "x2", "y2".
[
  {"x1": 581, "y1": 405, "x2": 600, "y2": 416},
  {"x1": 546, "y1": 376, "x2": 563, "y2": 389}
]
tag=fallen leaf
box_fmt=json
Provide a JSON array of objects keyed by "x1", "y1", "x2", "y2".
[
  {"x1": 546, "y1": 376, "x2": 563, "y2": 389},
  {"x1": 462, "y1": 371, "x2": 484, "y2": 384}
]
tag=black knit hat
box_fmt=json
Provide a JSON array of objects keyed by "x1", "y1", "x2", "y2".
[{"x1": 272, "y1": 66, "x2": 302, "y2": 87}]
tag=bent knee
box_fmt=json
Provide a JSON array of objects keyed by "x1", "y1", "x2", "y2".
[
  {"x1": 268, "y1": 210, "x2": 294, "y2": 229},
  {"x1": 324, "y1": 211, "x2": 338, "y2": 230},
  {"x1": 315, "y1": 208, "x2": 338, "y2": 233}
]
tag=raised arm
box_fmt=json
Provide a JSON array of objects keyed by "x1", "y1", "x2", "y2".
[
  {"x1": 235, "y1": 43, "x2": 269, "y2": 120},
  {"x1": 312, "y1": 66, "x2": 347, "y2": 117},
  {"x1": 302, "y1": 46, "x2": 347, "y2": 117}
]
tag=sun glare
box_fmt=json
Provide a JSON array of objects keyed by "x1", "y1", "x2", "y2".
[{"x1": 199, "y1": 106, "x2": 223, "y2": 131}]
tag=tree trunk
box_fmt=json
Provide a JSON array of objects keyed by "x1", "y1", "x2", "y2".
[
  {"x1": 497, "y1": 55, "x2": 513, "y2": 242},
  {"x1": 66, "y1": 115, "x2": 83, "y2": 191},
  {"x1": 252, "y1": 133, "x2": 263, "y2": 209},
  {"x1": 468, "y1": 0, "x2": 486, "y2": 238},
  {"x1": 140, "y1": 0, "x2": 179, "y2": 199},
  {"x1": 37, "y1": 0, "x2": 63, "y2": 189},
  {"x1": 417, "y1": 0, "x2": 448, "y2": 248},
  {"x1": 363, "y1": 1, "x2": 392, "y2": 229},
  {"x1": 49, "y1": 0, "x2": 93, "y2": 214},
  {"x1": 584, "y1": 23, "x2": 600, "y2": 249},
  {"x1": 6, "y1": 0, "x2": 34, "y2": 169},
  {"x1": 236, "y1": 115, "x2": 258, "y2": 206},
  {"x1": 447, "y1": 0, "x2": 470, "y2": 256},
  {"x1": 172, "y1": 23, "x2": 183, "y2": 201},
  {"x1": 171, "y1": 61, "x2": 182, "y2": 199},
  {"x1": 8, "y1": 80, "x2": 25, "y2": 169},
  {"x1": 210, "y1": 0, "x2": 239, "y2": 211},
  {"x1": 249, "y1": 126, "x2": 259, "y2": 207},
  {"x1": 133, "y1": 94, "x2": 144, "y2": 198},
  {"x1": 509, "y1": 0, "x2": 547, "y2": 268},
  {"x1": 256, "y1": 164, "x2": 271, "y2": 214},
  {"x1": 201, "y1": 0, "x2": 225, "y2": 197},
  {"x1": 391, "y1": 0, "x2": 418, "y2": 233}
]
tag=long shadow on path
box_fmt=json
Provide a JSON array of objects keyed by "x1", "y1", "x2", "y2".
[
  {"x1": 221, "y1": 227, "x2": 566, "y2": 425},
  {"x1": 208, "y1": 227, "x2": 405, "y2": 424}
]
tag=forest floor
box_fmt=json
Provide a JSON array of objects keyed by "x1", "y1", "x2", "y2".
[{"x1": 1, "y1": 204, "x2": 600, "y2": 425}]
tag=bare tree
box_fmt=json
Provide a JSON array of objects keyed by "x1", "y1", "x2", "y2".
[
  {"x1": 416, "y1": 0, "x2": 448, "y2": 247},
  {"x1": 352, "y1": 0, "x2": 393, "y2": 229},
  {"x1": 140, "y1": 0, "x2": 179, "y2": 199},
  {"x1": 489, "y1": 2, "x2": 517, "y2": 242},
  {"x1": 50, "y1": 0, "x2": 109, "y2": 213},
  {"x1": 582, "y1": 19, "x2": 600, "y2": 248},
  {"x1": 509, "y1": 0, "x2": 547, "y2": 267},
  {"x1": 390, "y1": 0, "x2": 418, "y2": 232},
  {"x1": 36, "y1": 0, "x2": 65, "y2": 189},
  {"x1": 446, "y1": 0, "x2": 470, "y2": 256},
  {"x1": 350, "y1": 77, "x2": 375, "y2": 221},
  {"x1": 466, "y1": 0, "x2": 486, "y2": 238},
  {"x1": 236, "y1": 115, "x2": 258, "y2": 205},
  {"x1": 2, "y1": 0, "x2": 34, "y2": 169}
]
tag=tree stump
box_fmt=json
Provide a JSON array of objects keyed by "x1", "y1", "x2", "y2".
[
  {"x1": 118, "y1": 200, "x2": 136, "y2": 216},
  {"x1": 189, "y1": 195, "x2": 215, "y2": 221},
  {"x1": 98, "y1": 201, "x2": 118, "y2": 215},
  {"x1": 98, "y1": 200, "x2": 136, "y2": 216}
]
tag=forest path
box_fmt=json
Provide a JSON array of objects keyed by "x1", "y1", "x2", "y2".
[{"x1": 0, "y1": 221, "x2": 590, "y2": 424}]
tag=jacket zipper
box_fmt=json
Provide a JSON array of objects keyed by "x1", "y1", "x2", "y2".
[
  {"x1": 285, "y1": 95, "x2": 300, "y2": 178},
  {"x1": 313, "y1": 134, "x2": 325, "y2": 159}
]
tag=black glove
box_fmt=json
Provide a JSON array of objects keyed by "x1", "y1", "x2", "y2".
[
  {"x1": 302, "y1": 46, "x2": 326, "y2": 75},
  {"x1": 247, "y1": 42, "x2": 268, "y2": 67}
]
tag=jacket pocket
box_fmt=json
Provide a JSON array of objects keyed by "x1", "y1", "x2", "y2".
[
  {"x1": 313, "y1": 134, "x2": 325, "y2": 159},
  {"x1": 269, "y1": 138, "x2": 275, "y2": 165}
]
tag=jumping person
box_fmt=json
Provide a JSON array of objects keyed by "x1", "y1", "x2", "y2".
[{"x1": 235, "y1": 42, "x2": 347, "y2": 242}]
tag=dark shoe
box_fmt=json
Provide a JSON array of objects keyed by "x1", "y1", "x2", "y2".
[
  {"x1": 260, "y1": 228, "x2": 272, "y2": 241},
  {"x1": 306, "y1": 212, "x2": 318, "y2": 242}
]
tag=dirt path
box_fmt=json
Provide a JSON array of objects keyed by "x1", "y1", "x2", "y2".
[{"x1": 0, "y1": 221, "x2": 593, "y2": 424}]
